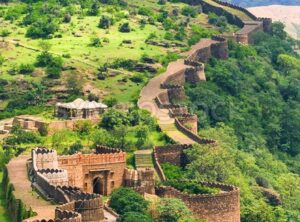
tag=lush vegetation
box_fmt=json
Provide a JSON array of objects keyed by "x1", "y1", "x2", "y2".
[
  {"x1": 183, "y1": 23, "x2": 300, "y2": 221},
  {"x1": 109, "y1": 187, "x2": 153, "y2": 221},
  {"x1": 0, "y1": 0, "x2": 222, "y2": 112},
  {"x1": 109, "y1": 187, "x2": 200, "y2": 222}
]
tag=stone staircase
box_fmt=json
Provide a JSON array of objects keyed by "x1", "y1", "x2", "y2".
[{"x1": 134, "y1": 150, "x2": 154, "y2": 169}]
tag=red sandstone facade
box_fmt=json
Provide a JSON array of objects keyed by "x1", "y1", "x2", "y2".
[{"x1": 58, "y1": 149, "x2": 126, "y2": 196}]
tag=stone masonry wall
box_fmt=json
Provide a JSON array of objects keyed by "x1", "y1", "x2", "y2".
[
  {"x1": 31, "y1": 148, "x2": 106, "y2": 222},
  {"x1": 58, "y1": 151, "x2": 126, "y2": 195},
  {"x1": 154, "y1": 144, "x2": 191, "y2": 167},
  {"x1": 156, "y1": 182, "x2": 240, "y2": 222}
]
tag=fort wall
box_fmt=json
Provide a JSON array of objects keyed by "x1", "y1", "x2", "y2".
[
  {"x1": 156, "y1": 182, "x2": 240, "y2": 222},
  {"x1": 154, "y1": 144, "x2": 191, "y2": 167},
  {"x1": 177, "y1": 114, "x2": 198, "y2": 134},
  {"x1": 58, "y1": 148, "x2": 126, "y2": 195},
  {"x1": 124, "y1": 168, "x2": 155, "y2": 195},
  {"x1": 31, "y1": 148, "x2": 106, "y2": 222},
  {"x1": 175, "y1": 118, "x2": 217, "y2": 145}
]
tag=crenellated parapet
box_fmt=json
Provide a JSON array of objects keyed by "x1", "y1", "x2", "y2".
[
  {"x1": 33, "y1": 147, "x2": 59, "y2": 170},
  {"x1": 95, "y1": 145, "x2": 122, "y2": 154}
]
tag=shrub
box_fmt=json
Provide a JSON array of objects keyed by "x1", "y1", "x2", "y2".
[
  {"x1": 89, "y1": 37, "x2": 102, "y2": 47},
  {"x1": 26, "y1": 18, "x2": 59, "y2": 39},
  {"x1": 67, "y1": 141, "x2": 83, "y2": 154},
  {"x1": 130, "y1": 74, "x2": 144, "y2": 83},
  {"x1": 35, "y1": 52, "x2": 54, "y2": 67},
  {"x1": 100, "y1": 109, "x2": 129, "y2": 130},
  {"x1": 88, "y1": 93, "x2": 99, "y2": 102},
  {"x1": 181, "y1": 6, "x2": 198, "y2": 18},
  {"x1": 19, "y1": 63, "x2": 34, "y2": 74},
  {"x1": 156, "y1": 198, "x2": 191, "y2": 222},
  {"x1": 103, "y1": 97, "x2": 117, "y2": 107},
  {"x1": 5, "y1": 125, "x2": 41, "y2": 145},
  {"x1": 109, "y1": 188, "x2": 149, "y2": 215},
  {"x1": 98, "y1": 15, "x2": 114, "y2": 29},
  {"x1": 161, "y1": 163, "x2": 182, "y2": 180},
  {"x1": 138, "y1": 7, "x2": 152, "y2": 16},
  {"x1": 122, "y1": 211, "x2": 154, "y2": 222},
  {"x1": 63, "y1": 13, "x2": 71, "y2": 23},
  {"x1": 75, "y1": 120, "x2": 93, "y2": 136},
  {"x1": 119, "y1": 22, "x2": 131, "y2": 33}
]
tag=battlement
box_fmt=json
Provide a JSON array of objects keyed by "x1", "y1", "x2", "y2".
[
  {"x1": 160, "y1": 84, "x2": 183, "y2": 89},
  {"x1": 212, "y1": 35, "x2": 227, "y2": 42},
  {"x1": 58, "y1": 151, "x2": 126, "y2": 166},
  {"x1": 95, "y1": 145, "x2": 122, "y2": 154}
]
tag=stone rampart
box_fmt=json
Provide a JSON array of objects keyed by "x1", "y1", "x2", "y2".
[
  {"x1": 177, "y1": 114, "x2": 198, "y2": 134},
  {"x1": 169, "y1": 107, "x2": 189, "y2": 117},
  {"x1": 156, "y1": 182, "x2": 240, "y2": 222},
  {"x1": 124, "y1": 168, "x2": 155, "y2": 194},
  {"x1": 163, "y1": 69, "x2": 186, "y2": 86},
  {"x1": 168, "y1": 87, "x2": 186, "y2": 102},
  {"x1": 175, "y1": 118, "x2": 217, "y2": 145},
  {"x1": 154, "y1": 144, "x2": 191, "y2": 167}
]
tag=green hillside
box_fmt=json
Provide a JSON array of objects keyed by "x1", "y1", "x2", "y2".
[{"x1": 0, "y1": 0, "x2": 299, "y2": 222}]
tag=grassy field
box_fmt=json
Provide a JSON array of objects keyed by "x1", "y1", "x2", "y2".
[{"x1": 0, "y1": 172, "x2": 11, "y2": 222}]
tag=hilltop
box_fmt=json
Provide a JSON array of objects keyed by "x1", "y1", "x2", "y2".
[{"x1": 0, "y1": 1, "x2": 300, "y2": 222}]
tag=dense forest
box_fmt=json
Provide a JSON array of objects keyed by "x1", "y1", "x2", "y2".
[
  {"x1": 226, "y1": 0, "x2": 300, "y2": 7},
  {"x1": 181, "y1": 23, "x2": 300, "y2": 221}
]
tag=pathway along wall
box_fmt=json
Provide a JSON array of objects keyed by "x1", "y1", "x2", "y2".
[{"x1": 149, "y1": 2, "x2": 272, "y2": 219}]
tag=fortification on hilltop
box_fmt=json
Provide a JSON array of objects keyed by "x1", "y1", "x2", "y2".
[{"x1": 138, "y1": 1, "x2": 272, "y2": 221}]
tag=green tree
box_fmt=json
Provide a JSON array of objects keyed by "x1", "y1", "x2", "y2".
[
  {"x1": 156, "y1": 198, "x2": 191, "y2": 222},
  {"x1": 100, "y1": 109, "x2": 129, "y2": 130},
  {"x1": 66, "y1": 72, "x2": 83, "y2": 95},
  {"x1": 184, "y1": 127, "x2": 236, "y2": 182},
  {"x1": 109, "y1": 188, "x2": 149, "y2": 215},
  {"x1": 122, "y1": 211, "x2": 154, "y2": 222},
  {"x1": 119, "y1": 22, "x2": 131, "y2": 33},
  {"x1": 98, "y1": 15, "x2": 114, "y2": 29}
]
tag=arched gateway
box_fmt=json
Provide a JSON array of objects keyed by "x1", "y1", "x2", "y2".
[{"x1": 93, "y1": 176, "x2": 105, "y2": 195}]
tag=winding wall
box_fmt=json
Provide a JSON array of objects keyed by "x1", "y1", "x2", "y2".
[{"x1": 139, "y1": 1, "x2": 272, "y2": 221}]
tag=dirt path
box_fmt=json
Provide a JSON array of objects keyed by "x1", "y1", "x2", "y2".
[{"x1": 7, "y1": 155, "x2": 57, "y2": 221}]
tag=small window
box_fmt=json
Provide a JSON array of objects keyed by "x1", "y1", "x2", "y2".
[
  {"x1": 111, "y1": 181, "x2": 115, "y2": 188},
  {"x1": 110, "y1": 172, "x2": 114, "y2": 178}
]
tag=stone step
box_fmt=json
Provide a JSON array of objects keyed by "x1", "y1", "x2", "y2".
[{"x1": 134, "y1": 150, "x2": 154, "y2": 169}]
